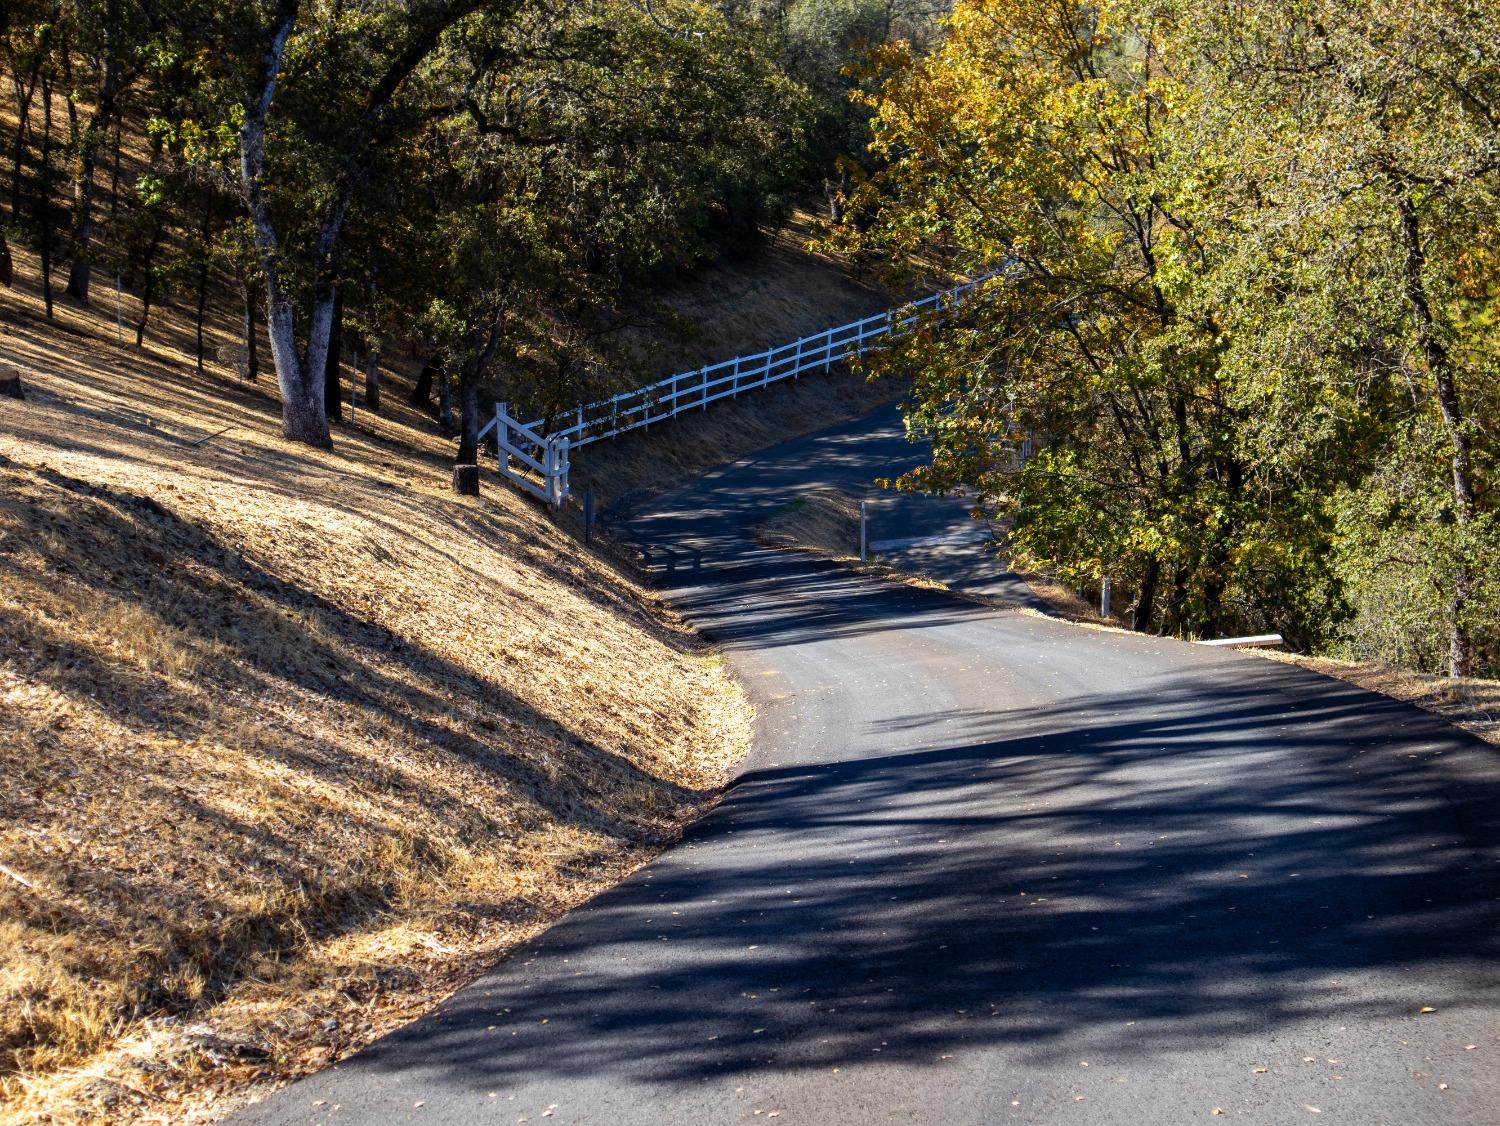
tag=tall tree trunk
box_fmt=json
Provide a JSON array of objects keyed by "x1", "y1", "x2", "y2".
[
  {"x1": 240, "y1": 275, "x2": 259, "y2": 382},
  {"x1": 37, "y1": 71, "x2": 54, "y2": 319},
  {"x1": 456, "y1": 361, "x2": 480, "y2": 465},
  {"x1": 454, "y1": 304, "x2": 506, "y2": 477},
  {"x1": 64, "y1": 0, "x2": 123, "y2": 303},
  {"x1": 364, "y1": 342, "x2": 381, "y2": 413},
  {"x1": 108, "y1": 115, "x2": 122, "y2": 217},
  {"x1": 134, "y1": 221, "x2": 162, "y2": 346},
  {"x1": 0, "y1": 8, "x2": 13, "y2": 283},
  {"x1": 194, "y1": 190, "x2": 215, "y2": 372},
  {"x1": 64, "y1": 153, "x2": 99, "y2": 301},
  {"x1": 324, "y1": 286, "x2": 344, "y2": 422},
  {"x1": 1396, "y1": 192, "x2": 1477, "y2": 677},
  {"x1": 1167, "y1": 564, "x2": 1188, "y2": 637},
  {"x1": 8, "y1": 62, "x2": 40, "y2": 228},
  {"x1": 1132, "y1": 555, "x2": 1159, "y2": 632},
  {"x1": 411, "y1": 356, "x2": 437, "y2": 407},
  {"x1": 265, "y1": 281, "x2": 334, "y2": 446},
  {"x1": 239, "y1": 7, "x2": 333, "y2": 448}
]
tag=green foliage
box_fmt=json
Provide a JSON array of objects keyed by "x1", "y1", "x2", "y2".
[
  {"x1": 3, "y1": 0, "x2": 825, "y2": 444},
  {"x1": 832, "y1": 0, "x2": 1500, "y2": 669}
]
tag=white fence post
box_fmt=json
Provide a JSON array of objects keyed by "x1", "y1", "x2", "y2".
[
  {"x1": 553, "y1": 437, "x2": 570, "y2": 506},
  {"x1": 496, "y1": 402, "x2": 508, "y2": 475}
]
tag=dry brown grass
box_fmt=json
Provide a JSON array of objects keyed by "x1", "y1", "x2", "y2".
[
  {"x1": 609, "y1": 210, "x2": 892, "y2": 376},
  {"x1": 1250, "y1": 651, "x2": 1500, "y2": 747},
  {"x1": 0, "y1": 245, "x2": 754, "y2": 1124},
  {"x1": 569, "y1": 211, "x2": 902, "y2": 510},
  {"x1": 756, "y1": 490, "x2": 862, "y2": 557}
]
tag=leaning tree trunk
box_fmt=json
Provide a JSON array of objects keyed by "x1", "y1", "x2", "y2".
[
  {"x1": 1396, "y1": 192, "x2": 1477, "y2": 676},
  {"x1": 7, "y1": 59, "x2": 40, "y2": 230}
]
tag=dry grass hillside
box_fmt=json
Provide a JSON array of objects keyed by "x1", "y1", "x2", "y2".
[
  {"x1": 571, "y1": 213, "x2": 902, "y2": 509},
  {"x1": 613, "y1": 211, "x2": 891, "y2": 374},
  {"x1": 0, "y1": 240, "x2": 790, "y2": 1123}
]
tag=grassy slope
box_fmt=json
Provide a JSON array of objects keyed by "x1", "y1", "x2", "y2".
[{"x1": 0, "y1": 236, "x2": 871, "y2": 1122}]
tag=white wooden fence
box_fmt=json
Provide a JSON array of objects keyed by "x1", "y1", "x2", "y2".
[{"x1": 479, "y1": 276, "x2": 986, "y2": 504}]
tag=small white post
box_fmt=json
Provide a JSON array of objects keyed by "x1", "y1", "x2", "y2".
[
  {"x1": 731, "y1": 356, "x2": 740, "y2": 400},
  {"x1": 1100, "y1": 576, "x2": 1112, "y2": 619},
  {"x1": 553, "y1": 437, "x2": 570, "y2": 505},
  {"x1": 859, "y1": 499, "x2": 868, "y2": 562},
  {"x1": 792, "y1": 336, "x2": 803, "y2": 378}
]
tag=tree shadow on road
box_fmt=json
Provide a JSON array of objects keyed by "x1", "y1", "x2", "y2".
[{"x1": 342, "y1": 665, "x2": 1500, "y2": 1092}]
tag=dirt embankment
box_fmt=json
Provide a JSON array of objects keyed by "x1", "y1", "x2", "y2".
[{"x1": 0, "y1": 243, "x2": 765, "y2": 1123}]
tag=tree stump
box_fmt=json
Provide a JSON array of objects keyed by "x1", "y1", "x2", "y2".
[
  {"x1": 0, "y1": 364, "x2": 24, "y2": 401},
  {"x1": 451, "y1": 464, "x2": 480, "y2": 495}
]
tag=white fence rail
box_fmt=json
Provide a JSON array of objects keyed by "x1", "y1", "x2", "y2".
[{"x1": 484, "y1": 276, "x2": 986, "y2": 505}]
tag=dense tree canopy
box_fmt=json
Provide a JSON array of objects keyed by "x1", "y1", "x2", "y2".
[
  {"x1": 830, "y1": 0, "x2": 1499, "y2": 673},
  {"x1": 7, "y1": 0, "x2": 1493, "y2": 677},
  {"x1": 2, "y1": 0, "x2": 922, "y2": 446}
]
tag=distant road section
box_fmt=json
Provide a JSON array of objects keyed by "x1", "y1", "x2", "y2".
[{"x1": 235, "y1": 407, "x2": 1500, "y2": 1125}]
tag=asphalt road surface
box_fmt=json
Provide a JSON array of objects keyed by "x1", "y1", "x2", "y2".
[{"x1": 234, "y1": 406, "x2": 1500, "y2": 1125}]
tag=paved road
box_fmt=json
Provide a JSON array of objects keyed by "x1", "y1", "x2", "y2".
[{"x1": 235, "y1": 408, "x2": 1500, "y2": 1125}]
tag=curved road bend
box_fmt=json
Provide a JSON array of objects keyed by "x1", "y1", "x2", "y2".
[{"x1": 235, "y1": 406, "x2": 1500, "y2": 1125}]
